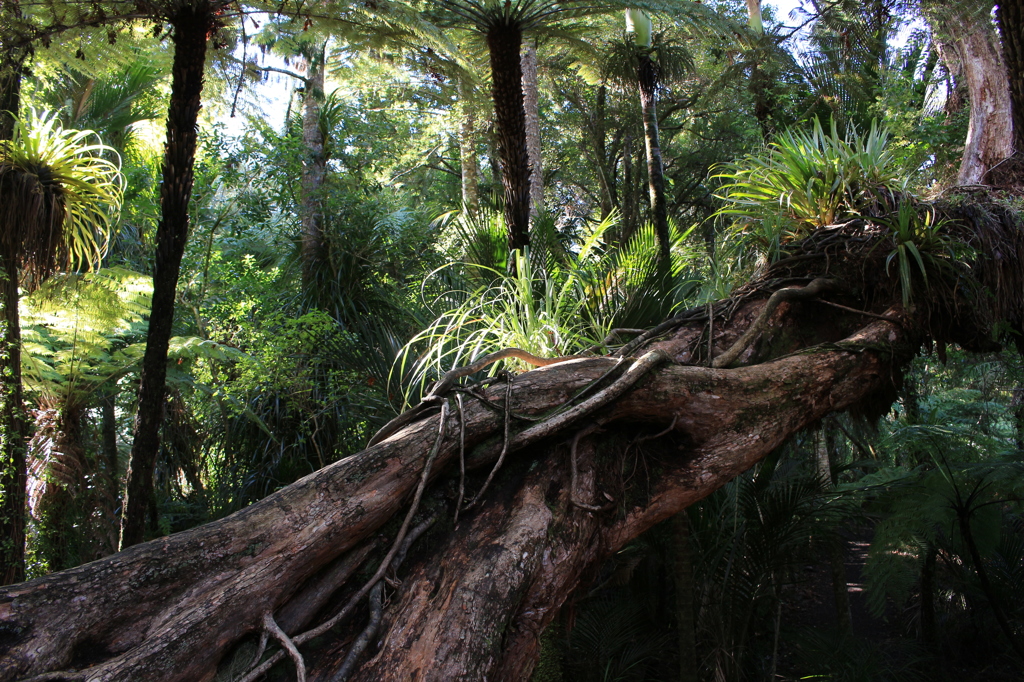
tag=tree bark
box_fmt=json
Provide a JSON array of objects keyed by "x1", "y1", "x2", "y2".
[
  {"x1": 120, "y1": 5, "x2": 210, "y2": 550},
  {"x1": 930, "y1": 4, "x2": 1014, "y2": 184},
  {"x1": 638, "y1": 54, "x2": 671, "y2": 270},
  {"x1": 521, "y1": 41, "x2": 544, "y2": 217},
  {"x1": 487, "y1": 23, "x2": 531, "y2": 254},
  {"x1": 997, "y1": 0, "x2": 1024, "y2": 153},
  {"x1": 300, "y1": 46, "x2": 327, "y2": 292}
]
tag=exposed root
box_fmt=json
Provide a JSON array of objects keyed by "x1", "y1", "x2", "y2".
[
  {"x1": 19, "y1": 673, "x2": 85, "y2": 681},
  {"x1": 331, "y1": 582, "x2": 383, "y2": 682},
  {"x1": 263, "y1": 613, "x2": 305, "y2": 682},
  {"x1": 713, "y1": 278, "x2": 839, "y2": 368}
]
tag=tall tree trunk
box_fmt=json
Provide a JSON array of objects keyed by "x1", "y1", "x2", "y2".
[
  {"x1": 0, "y1": 58, "x2": 25, "y2": 585},
  {"x1": 486, "y1": 23, "x2": 531, "y2": 254},
  {"x1": 621, "y1": 130, "x2": 638, "y2": 245},
  {"x1": 638, "y1": 54, "x2": 671, "y2": 270},
  {"x1": 521, "y1": 41, "x2": 544, "y2": 217},
  {"x1": 817, "y1": 424, "x2": 853, "y2": 634},
  {"x1": 458, "y1": 77, "x2": 480, "y2": 215},
  {"x1": 120, "y1": 5, "x2": 210, "y2": 550},
  {"x1": 592, "y1": 85, "x2": 615, "y2": 222},
  {"x1": 300, "y1": 47, "x2": 327, "y2": 292},
  {"x1": 0, "y1": 257, "x2": 26, "y2": 585},
  {"x1": 930, "y1": 4, "x2": 1014, "y2": 184},
  {"x1": 996, "y1": 0, "x2": 1024, "y2": 153}
]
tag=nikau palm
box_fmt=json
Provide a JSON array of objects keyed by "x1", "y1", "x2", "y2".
[{"x1": 0, "y1": 109, "x2": 122, "y2": 583}]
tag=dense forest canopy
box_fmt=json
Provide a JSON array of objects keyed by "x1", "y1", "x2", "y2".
[{"x1": 0, "y1": 0, "x2": 1023, "y2": 680}]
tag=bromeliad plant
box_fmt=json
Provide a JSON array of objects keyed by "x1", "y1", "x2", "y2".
[
  {"x1": 395, "y1": 211, "x2": 702, "y2": 406},
  {"x1": 713, "y1": 118, "x2": 902, "y2": 263}
]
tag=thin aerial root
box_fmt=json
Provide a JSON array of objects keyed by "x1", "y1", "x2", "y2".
[
  {"x1": 263, "y1": 612, "x2": 306, "y2": 682},
  {"x1": 635, "y1": 415, "x2": 679, "y2": 443},
  {"x1": 249, "y1": 629, "x2": 269, "y2": 672},
  {"x1": 713, "y1": 278, "x2": 838, "y2": 368},
  {"x1": 455, "y1": 392, "x2": 466, "y2": 524},
  {"x1": 465, "y1": 379, "x2": 513, "y2": 510}
]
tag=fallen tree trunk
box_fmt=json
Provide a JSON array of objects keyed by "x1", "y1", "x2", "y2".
[
  {"x1": 0, "y1": 203, "x2": 1019, "y2": 681},
  {"x1": 0, "y1": 312, "x2": 914, "y2": 681}
]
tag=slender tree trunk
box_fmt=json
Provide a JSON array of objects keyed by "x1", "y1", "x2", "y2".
[
  {"x1": 1012, "y1": 386, "x2": 1024, "y2": 449},
  {"x1": 300, "y1": 47, "x2": 327, "y2": 292},
  {"x1": 486, "y1": 23, "x2": 531, "y2": 254},
  {"x1": 817, "y1": 426, "x2": 853, "y2": 634},
  {"x1": 674, "y1": 512, "x2": 698, "y2": 682},
  {"x1": 120, "y1": 5, "x2": 210, "y2": 550},
  {"x1": 458, "y1": 78, "x2": 480, "y2": 215},
  {"x1": 592, "y1": 86, "x2": 615, "y2": 222},
  {"x1": 622, "y1": 130, "x2": 638, "y2": 245},
  {"x1": 521, "y1": 41, "x2": 544, "y2": 217},
  {"x1": 920, "y1": 541, "x2": 937, "y2": 646},
  {"x1": 637, "y1": 54, "x2": 671, "y2": 270},
  {"x1": 0, "y1": 257, "x2": 26, "y2": 585},
  {"x1": 996, "y1": 0, "x2": 1024, "y2": 153},
  {"x1": 101, "y1": 395, "x2": 118, "y2": 504}
]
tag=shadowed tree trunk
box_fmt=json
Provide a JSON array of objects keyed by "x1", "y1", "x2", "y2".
[
  {"x1": 0, "y1": 54, "x2": 26, "y2": 585},
  {"x1": 120, "y1": 3, "x2": 214, "y2": 550},
  {"x1": 997, "y1": 0, "x2": 1024, "y2": 153},
  {"x1": 0, "y1": 201, "x2": 1019, "y2": 680},
  {"x1": 0, "y1": 254, "x2": 26, "y2": 585},
  {"x1": 487, "y1": 22, "x2": 531, "y2": 254}
]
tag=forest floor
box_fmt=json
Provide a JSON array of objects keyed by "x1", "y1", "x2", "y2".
[{"x1": 776, "y1": 525, "x2": 1021, "y2": 681}]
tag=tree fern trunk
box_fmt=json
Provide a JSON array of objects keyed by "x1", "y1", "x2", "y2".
[
  {"x1": 300, "y1": 47, "x2": 327, "y2": 293},
  {"x1": 486, "y1": 22, "x2": 530, "y2": 254},
  {"x1": 521, "y1": 41, "x2": 544, "y2": 217},
  {"x1": 0, "y1": 257, "x2": 26, "y2": 584},
  {"x1": 637, "y1": 54, "x2": 670, "y2": 270},
  {"x1": 120, "y1": 4, "x2": 210, "y2": 550}
]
